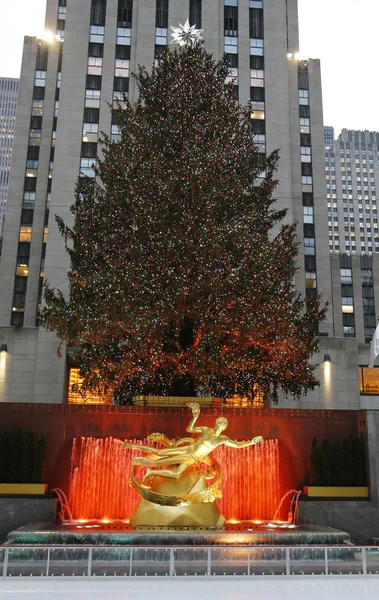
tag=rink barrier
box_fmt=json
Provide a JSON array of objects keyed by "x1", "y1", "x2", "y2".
[{"x1": 1, "y1": 545, "x2": 379, "y2": 578}]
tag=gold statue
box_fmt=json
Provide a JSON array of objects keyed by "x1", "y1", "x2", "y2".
[
  {"x1": 123, "y1": 402, "x2": 263, "y2": 483},
  {"x1": 122, "y1": 402, "x2": 263, "y2": 529}
]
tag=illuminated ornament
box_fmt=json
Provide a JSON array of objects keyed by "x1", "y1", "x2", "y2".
[{"x1": 170, "y1": 19, "x2": 204, "y2": 47}]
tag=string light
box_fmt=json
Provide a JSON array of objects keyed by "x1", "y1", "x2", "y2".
[{"x1": 42, "y1": 43, "x2": 326, "y2": 404}]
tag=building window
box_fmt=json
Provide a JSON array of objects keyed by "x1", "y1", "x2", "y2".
[
  {"x1": 58, "y1": 4, "x2": 66, "y2": 19},
  {"x1": 68, "y1": 367, "x2": 113, "y2": 404},
  {"x1": 156, "y1": 0, "x2": 168, "y2": 28},
  {"x1": 189, "y1": 0, "x2": 202, "y2": 27},
  {"x1": 250, "y1": 69, "x2": 264, "y2": 87},
  {"x1": 80, "y1": 158, "x2": 96, "y2": 177},
  {"x1": 117, "y1": 27, "x2": 131, "y2": 45},
  {"x1": 85, "y1": 89, "x2": 101, "y2": 109},
  {"x1": 250, "y1": 38, "x2": 263, "y2": 56},
  {"x1": 12, "y1": 277, "x2": 27, "y2": 310},
  {"x1": 88, "y1": 57, "x2": 103, "y2": 75},
  {"x1": 90, "y1": 0, "x2": 107, "y2": 26},
  {"x1": 224, "y1": 4, "x2": 238, "y2": 37},
  {"x1": 303, "y1": 206, "x2": 313, "y2": 224},
  {"x1": 301, "y1": 146, "x2": 311, "y2": 163},
  {"x1": 249, "y1": 7, "x2": 263, "y2": 39},
  {"x1": 340, "y1": 268, "x2": 352, "y2": 284},
  {"x1": 343, "y1": 313, "x2": 355, "y2": 336},
  {"x1": 304, "y1": 237, "x2": 315, "y2": 255},
  {"x1": 32, "y1": 100, "x2": 43, "y2": 116},
  {"x1": 90, "y1": 25, "x2": 105, "y2": 43},
  {"x1": 117, "y1": 0, "x2": 133, "y2": 28},
  {"x1": 83, "y1": 122, "x2": 99, "y2": 142},
  {"x1": 155, "y1": 27, "x2": 168, "y2": 45},
  {"x1": 299, "y1": 89, "x2": 309, "y2": 105},
  {"x1": 83, "y1": 107, "x2": 100, "y2": 123},
  {"x1": 35, "y1": 71, "x2": 46, "y2": 87},
  {"x1": 225, "y1": 36, "x2": 238, "y2": 54},
  {"x1": 115, "y1": 59, "x2": 130, "y2": 78},
  {"x1": 111, "y1": 124, "x2": 121, "y2": 142},
  {"x1": 23, "y1": 192, "x2": 36, "y2": 207},
  {"x1": 300, "y1": 118, "x2": 310, "y2": 134}
]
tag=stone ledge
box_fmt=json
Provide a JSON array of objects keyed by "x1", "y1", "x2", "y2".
[{"x1": 0, "y1": 497, "x2": 56, "y2": 543}]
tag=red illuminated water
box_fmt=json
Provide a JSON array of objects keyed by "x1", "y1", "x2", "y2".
[{"x1": 69, "y1": 437, "x2": 280, "y2": 522}]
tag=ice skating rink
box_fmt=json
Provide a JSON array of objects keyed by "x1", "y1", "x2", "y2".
[{"x1": 1, "y1": 578, "x2": 379, "y2": 599}]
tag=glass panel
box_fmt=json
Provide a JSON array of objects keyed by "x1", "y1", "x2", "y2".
[
  {"x1": 366, "y1": 548, "x2": 379, "y2": 575},
  {"x1": 49, "y1": 548, "x2": 89, "y2": 576},
  {"x1": 289, "y1": 547, "x2": 326, "y2": 575},
  {"x1": 360, "y1": 367, "x2": 379, "y2": 394},
  {"x1": 131, "y1": 548, "x2": 170, "y2": 576},
  {"x1": 0, "y1": 548, "x2": 4, "y2": 577},
  {"x1": 327, "y1": 546, "x2": 363, "y2": 575},
  {"x1": 211, "y1": 547, "x2": 248, "y2": 576},
  {"x1": 16, "y1": 265, "x2": 29, "y2": 276},
  {"x1": 91, "y1": 548, "x2": 130, "y2": 576},
  {"x1": 173, "y1": 548, "x2": 207, "y2": 576},
  {"x1": 7, "y1": 547, "x2": 48, "y2": 577},
  {"x1": 19, "y1": 227, "x2": 32, "y2": 242},
  {"x1": 249, "y1": 547, "x2": 286, "y2": 576}
]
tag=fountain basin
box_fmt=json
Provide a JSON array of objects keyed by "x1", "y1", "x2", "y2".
[{"x1": 5, "y1": 522, "x2": 350, "y2": 546}]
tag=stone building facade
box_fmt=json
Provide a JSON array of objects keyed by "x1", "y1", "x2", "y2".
[{"x1": 0, "y1": 0, "x2": 372, "y2": 409}]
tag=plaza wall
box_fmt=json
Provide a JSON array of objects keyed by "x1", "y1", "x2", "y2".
[{"x1": 0, "y1": 404, "x2": 361, "y2": 500}]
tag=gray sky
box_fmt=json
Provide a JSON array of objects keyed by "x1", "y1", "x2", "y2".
[{"x1": 0, "y1": 0, "x2": 378, "y2": 137}]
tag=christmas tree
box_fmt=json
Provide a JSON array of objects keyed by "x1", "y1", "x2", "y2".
[{"x1": 42, "y1": 39, "x2": 326, "y2": 404}]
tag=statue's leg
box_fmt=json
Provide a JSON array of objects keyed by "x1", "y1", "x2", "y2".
[
  {"x1": 144, "y1": 462, "x2": 190, "y2": 481},
  {"x1": 133, "y1": 454, "x2": 189, "y2": 467},
  {"x1": 129, "y1": 444, "x2": 188, "y2": 456}
]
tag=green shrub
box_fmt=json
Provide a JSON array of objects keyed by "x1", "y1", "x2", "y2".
[
  {"x1": 320, "y1": 438, "x2": 333, "y2": 485},
  {"x1": 0, "y1": 429, "x2": 47, "y2": 483},
  {"x1": 308, "y1": 436, "x2": 367, "y2": 486},
  {"x1": 34, "y1": 434, "x2": 47, "y2": 484},
  {"x1": 0, "y1": 430, "x2": 10, "y2": 482},
  {"x1": 308, "y1": 436, "x2": 321, "y2": 485}
]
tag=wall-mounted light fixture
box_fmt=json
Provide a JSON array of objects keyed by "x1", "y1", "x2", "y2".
[
  {"x1": 324, "y1": 354, "x2": 331, "y2": 363},
  {"x1": 0, "y1": 344, "x2": 7, "y2": 353}
]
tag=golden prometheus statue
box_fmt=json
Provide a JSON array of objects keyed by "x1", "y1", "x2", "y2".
[{"x1": 123, "y1": 402, "x2": 263, "y2": 528}]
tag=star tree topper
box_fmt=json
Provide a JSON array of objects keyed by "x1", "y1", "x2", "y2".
[{"x1": 170, "y1": 19, "x2": 204, "y2": 46}]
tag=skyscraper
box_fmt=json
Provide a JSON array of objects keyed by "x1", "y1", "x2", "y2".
[
  {"x1": 0, "y1": 78, "x2": 19, "y2": 233},
  {"x1": 326, "y1": 129, "x2": 379, "y2": 256},
  {"x1": 0, "y1": 1, "x2": 344, "y2": 406},
  {"x1": 323, "y1": 125, "x2": 334, "y2": 150}
]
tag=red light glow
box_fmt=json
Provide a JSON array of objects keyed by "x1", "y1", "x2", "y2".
[{"x1": 69, "y1": 437, "x2": 280, "y2": 522}]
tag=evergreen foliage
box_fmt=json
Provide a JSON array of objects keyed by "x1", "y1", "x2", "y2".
[
  {"x1": 320, "y1": 438, "x2": 332, "y2": 486},
  {"x1": 308, "y1": 436, "x2": 321, "y2": 485},
  {"x1": 308, "y1": 436, "x2": 367, "y2": 486},
  {"x1": 34, "y1": 434, "x2": 48, "y2": 484},
  {"x1": 0, "y1": 429, "x2": 10, "y2": 482},
  {"x1": 9, "y1": 429, "x2": 24, "y2": 483},
  {"x1": 0, "y1": 430, "x2": 47, "y2": 483},
  {"x1": 20, "y1": 431, "x2": 34, "y2": 483},
  {"x1": 42, "y1": 42, "x2": 326, "y2": 403}
]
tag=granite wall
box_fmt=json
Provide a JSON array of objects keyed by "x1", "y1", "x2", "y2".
[
  {"x1": 0, "y1": 497, "x2": 56, "y2": 543},
  {"x1": 298, "y1": 410, "x2": 379, "y2": 543}
]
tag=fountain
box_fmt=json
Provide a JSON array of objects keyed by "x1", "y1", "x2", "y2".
[
  {"x1": 5, "y1": 404, "x2": 351, "y2": 547},
  {"x1": 67, "y1": 436, "x2": 280, "y2": 523}
]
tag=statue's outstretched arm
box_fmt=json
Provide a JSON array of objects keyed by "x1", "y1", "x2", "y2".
[
  {"x1": 225, "y1": 435, "x2": 264, "y2": 449},
  {"x1": 122, "y1": 441, "x2": 189, "y2": 456},
  {"x1": 186, "y1": 401, "x2": 202, "y2": 434},
  {"x1": 147, "y1": 432, "x2": 173, "y2": 447}
]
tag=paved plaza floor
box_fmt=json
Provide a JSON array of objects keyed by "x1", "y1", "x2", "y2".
[{"x1": 1, "y1": 578, "x2": 379, "y2": 599}]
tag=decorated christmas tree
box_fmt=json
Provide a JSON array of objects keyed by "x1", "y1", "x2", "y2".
[{"x1": 42, "y1": 35, "x2": 326, "y2": 404}]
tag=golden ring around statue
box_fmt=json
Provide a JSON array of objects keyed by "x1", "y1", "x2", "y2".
[{"x1": 130, "y1": 454, "x2": 223, "y2": 507}]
